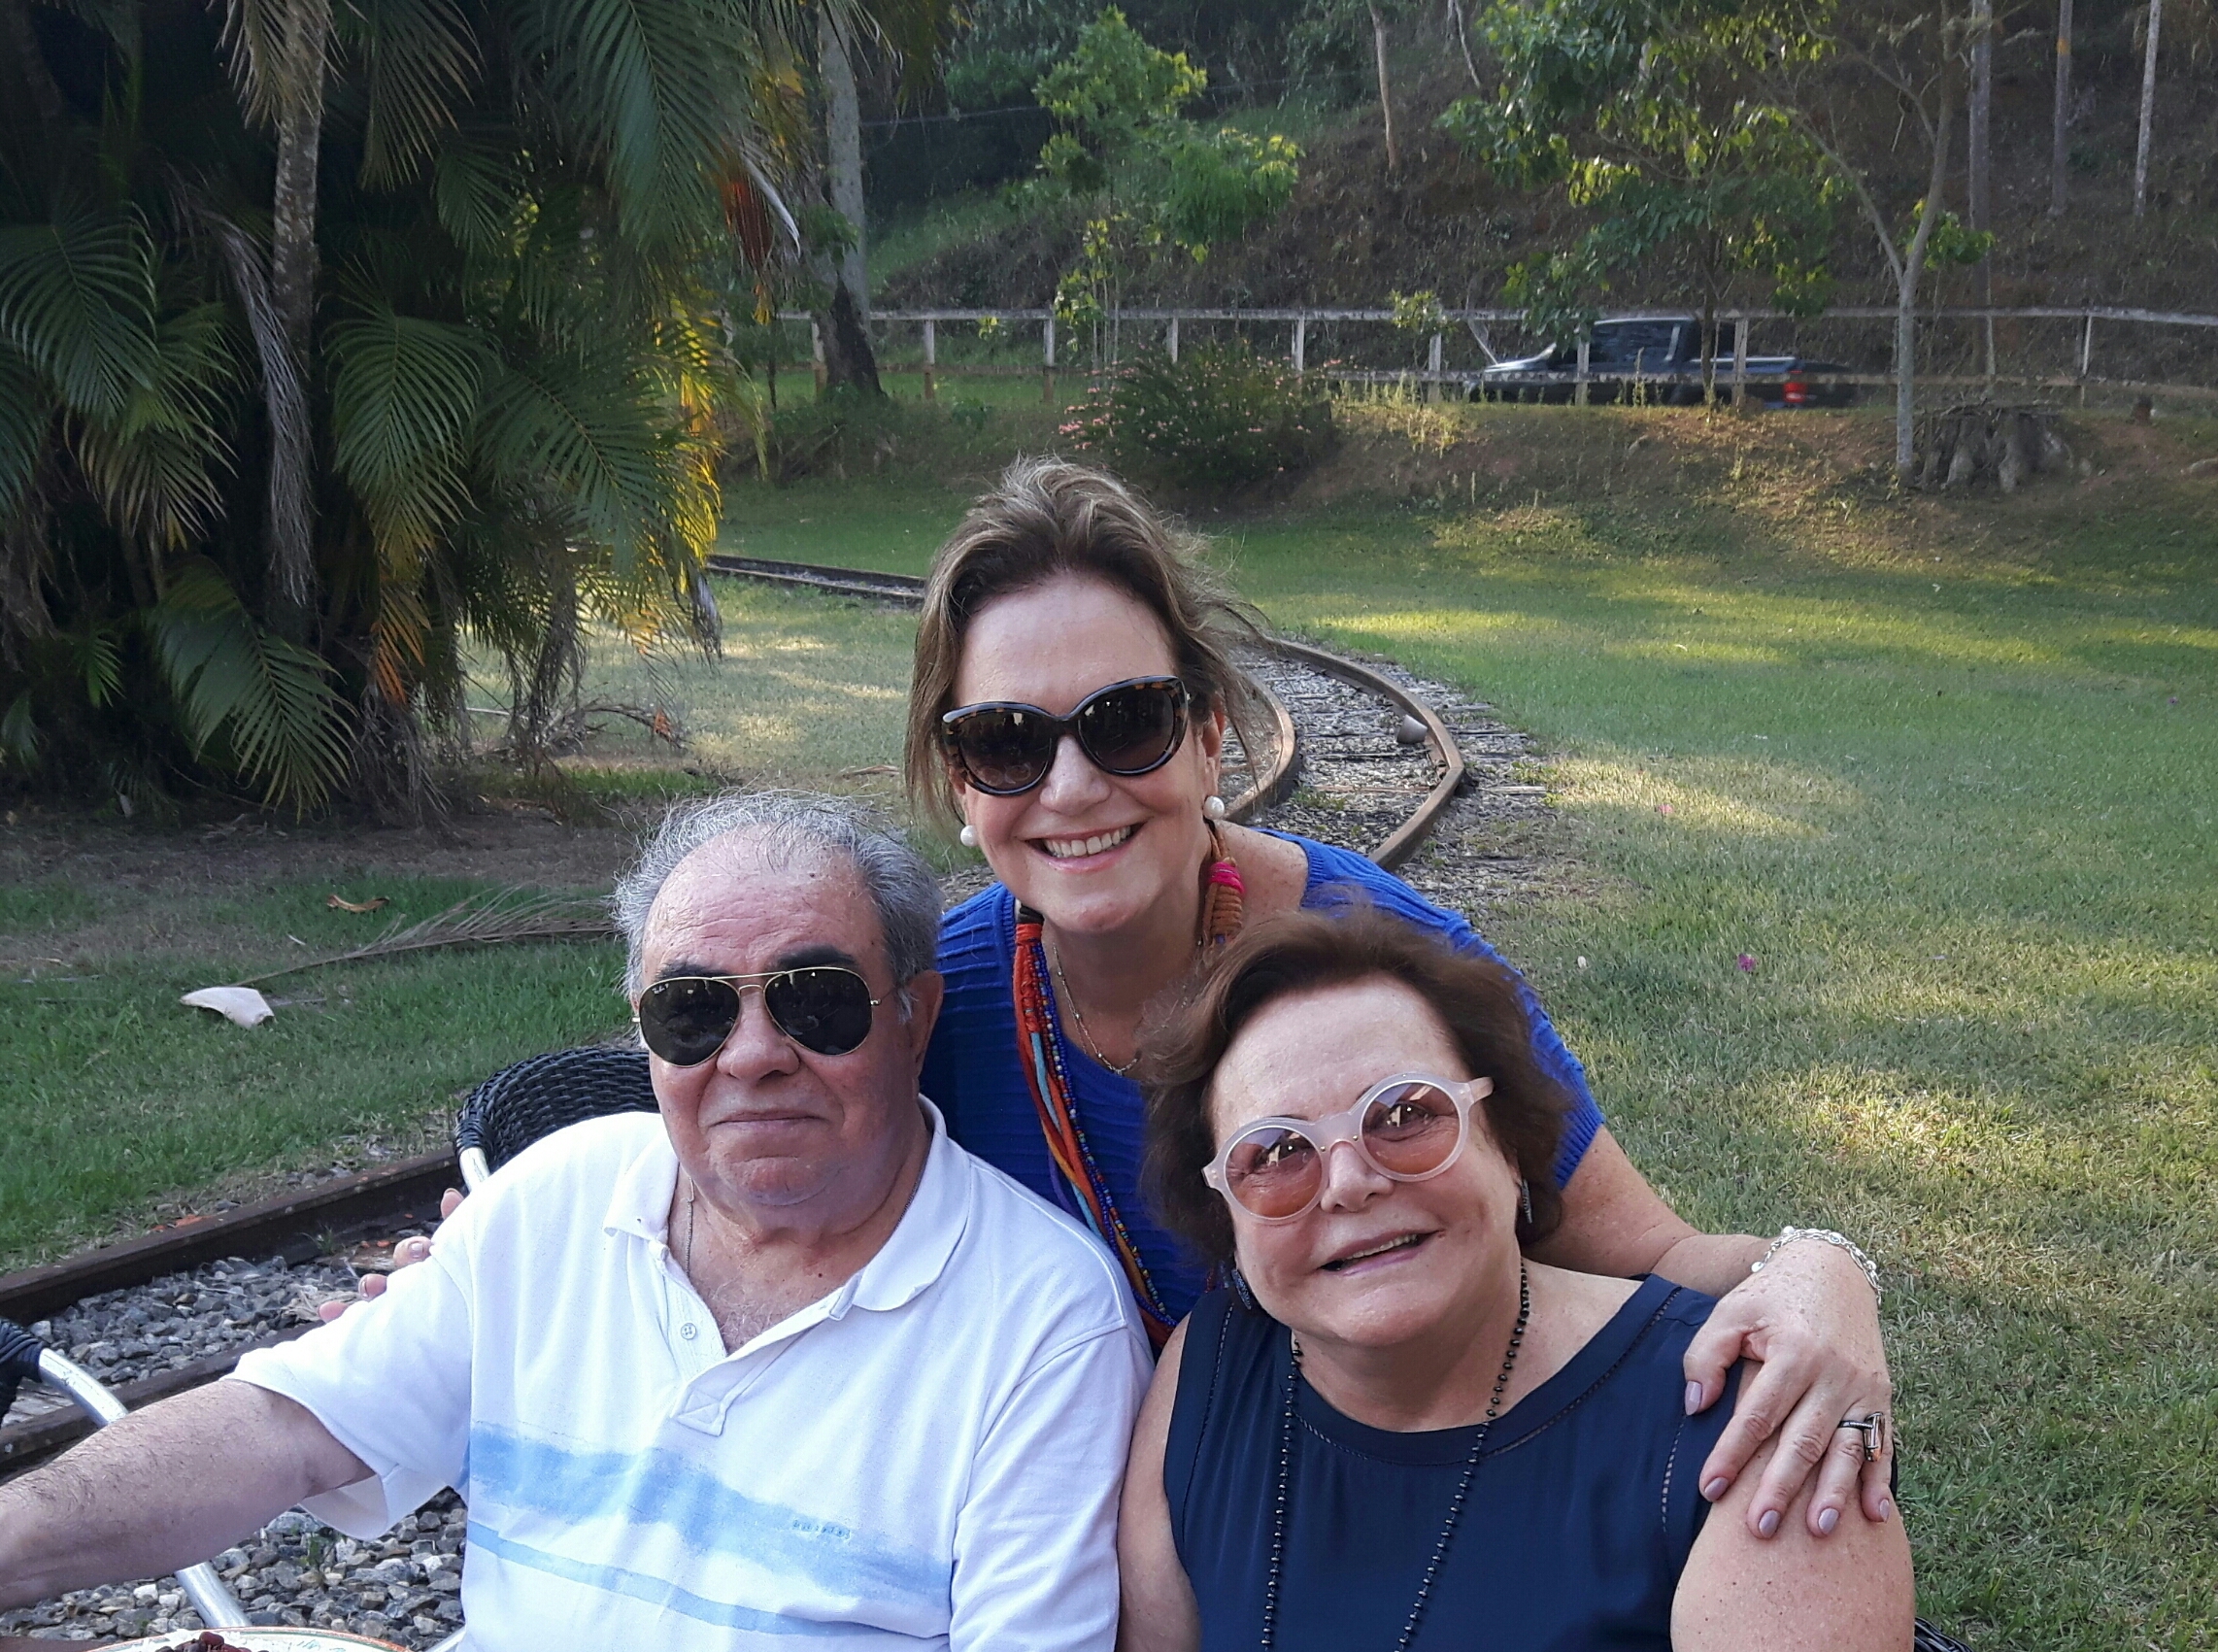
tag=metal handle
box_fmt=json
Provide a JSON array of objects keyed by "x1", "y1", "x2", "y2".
[
  {"x1": 458, "y1": 1145, "x2": 491, "y2": 1194},
  {"x1": 33, "y1": 1348, "x2": 251, "y2": 1630}
]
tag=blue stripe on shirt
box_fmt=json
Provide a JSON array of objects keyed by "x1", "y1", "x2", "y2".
[
  {"x1": 464, "y1": 1522, "x2": 861, "y2": 1636},
  {"x1": 469, "y1": 1426, "x2": 948, "y2": 1609}
]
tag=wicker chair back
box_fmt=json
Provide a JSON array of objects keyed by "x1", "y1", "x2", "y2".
[{"x1": 454, "y1": 1046, "x2": 658, "y2": 1174}]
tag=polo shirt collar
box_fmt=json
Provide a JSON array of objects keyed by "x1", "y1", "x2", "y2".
[{"x1": 600, "y1": 1096, "x2": 973, "y2": 1317}]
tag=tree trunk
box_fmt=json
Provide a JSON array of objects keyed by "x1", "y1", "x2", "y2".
[
  {"x1": 264, "y1": 0, "x2": 330, "y2": 625},
  {"x1": 2134, "y1": 0, "x2": 2162, "y2": 217},
  {"x1": 1369, "y1": 4, "x2": 1400, "y2": 175},
  {"x1": 815, "y1": 8, "x2": 881, "y2": 396},
  {"x1": 818, "y1": 281, "x2": 883, "y2": 398},
  {"x1": 1898, "y1": 79, "x2": 1958, "y2": 480},
  {"x1": 1970, "y1": 0, "x2": 1994, "y2": 375},
  {"x1": 2050, "y1": 0, "x2": 2072, "y2": 216}
]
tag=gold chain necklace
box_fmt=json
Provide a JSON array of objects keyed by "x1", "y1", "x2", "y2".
[{"x1": 1050, "y1": 944, "x2": 1142, "y2": 1076}]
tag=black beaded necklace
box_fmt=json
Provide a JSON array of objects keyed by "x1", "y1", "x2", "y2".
[{"x1": 1259, "y1": 1262, "x2": 1531, "y2": 1652}]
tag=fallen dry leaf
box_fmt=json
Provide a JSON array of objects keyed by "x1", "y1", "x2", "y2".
[{"x1": 327, "y1": 893, "x2": 390, "y2": 913}]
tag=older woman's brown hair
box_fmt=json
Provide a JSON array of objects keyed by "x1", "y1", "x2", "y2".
[
  {"x1": 1142, "y1": 904, "x2": 1572, "y2": 1270},
  {"x1": 903, "y1": 455, "x2": 1263, "y2": 833}
]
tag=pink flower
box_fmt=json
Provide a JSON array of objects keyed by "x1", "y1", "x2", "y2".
[
  {"x1": 1736, "y1": 954, "x2": 1757, "y2": 973},
  {"x1": 1656, "y1": 803, "x2": 1674, "y2": 817}
]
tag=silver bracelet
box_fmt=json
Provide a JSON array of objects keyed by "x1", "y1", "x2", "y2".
[{"x1": 1749, "y1": 1227, "x2": 1882, "y2": 1303}]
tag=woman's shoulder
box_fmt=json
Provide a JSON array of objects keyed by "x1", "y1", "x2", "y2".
[
  {"x1": 1265, "y1": 829, "x2": 1478, "y2": 943},
  {"x1": 935, "y1": 883, "x2": 1014, "y2": 972}
]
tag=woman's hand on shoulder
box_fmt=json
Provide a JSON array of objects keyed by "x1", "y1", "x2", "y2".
[
  {"x1": 1117, "y1": 1317, "x2": 1200, "y2": 1652},
  {"x1": 1683, "y1": 1238, "x2": 1894, "y2": 1540},
  {"x1": 1671, "y1": 1432, "x2": 1913, "y2": 1652},
  {"x1": 317, "y1": 1187, "x2": 464, "y2": 1322}
]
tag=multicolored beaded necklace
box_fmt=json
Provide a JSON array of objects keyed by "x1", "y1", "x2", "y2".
[{"x1": 1012, "y1": 823, "x2": 1245, "y2": 1349}]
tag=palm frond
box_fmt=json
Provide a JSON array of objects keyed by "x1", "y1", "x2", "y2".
[
  {"x1": 432, "y1": 127, "x2": 526, "y2": 256},
  {"x1": 0, "y1": 205, "x2": 157, "y2": 419},
  {"x1": 232, "y1": 885, "x2": 616, "y2": 986},
  {"x1": 218, "y1": 0, "x2": 337, "y2": 128},
  {"x1": 475, "y1": 349, "x2": 674, "y2": 570},
  {"x1": 329, "y1": 301, "x2": 490, "y2": 554},
  {"x1": 340, "y1": 0, "x2": 480, "y2": 186},
  {"x1": 509, "y1": 0, "x2": 750, "y2": 248},
  {"x1": 71, "y1": 302, "x2": 238, "y2": 553},
  {"x1": 144, "y1": 558, "x2": 350, "y2": 809}
]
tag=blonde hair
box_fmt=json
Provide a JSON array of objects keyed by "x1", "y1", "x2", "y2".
[{"x1": 904, "y1": 457, "x2": 1263, "y2": 833}]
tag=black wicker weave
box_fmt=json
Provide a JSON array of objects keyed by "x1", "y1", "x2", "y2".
[{"x1": 454, "y1": 1045, "x2": 658, "y2": 1175}]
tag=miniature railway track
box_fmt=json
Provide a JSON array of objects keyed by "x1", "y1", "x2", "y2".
[{"x1": 0, "y1": 556, "x2": 1475, "y2": 1500}]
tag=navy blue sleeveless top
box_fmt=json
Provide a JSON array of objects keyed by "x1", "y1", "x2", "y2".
[
  {"x1": 921, "y1": 830, "x2": 1605, "y2": 1325},
  {"x1": 1166, "y1": 1275, "x2": 1739, "y2": 1652}
]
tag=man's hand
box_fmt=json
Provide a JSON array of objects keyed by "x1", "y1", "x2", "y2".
[
  {"x1": 319, "y1": 1188, "x2": 463, "y2": 1323},
  {"x1": 1681, "y1": 1238, "x2": 1894, "y2": 1541}
]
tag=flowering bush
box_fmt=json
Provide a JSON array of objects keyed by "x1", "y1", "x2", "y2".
[{"x1": 1062, "y1": 340, "x2": 1331, "y2": 490}]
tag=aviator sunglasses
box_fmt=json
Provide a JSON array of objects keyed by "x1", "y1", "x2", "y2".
[
  {"x1": 940, "y1": 675, "x2": 1191, "y2": 796},
  {"x1": 635, "y1": 967, "x2": 883, "y2": 1064},
  {"x1": 1203, "y1": 1073, "x2": 1494, "y2": 1223}
]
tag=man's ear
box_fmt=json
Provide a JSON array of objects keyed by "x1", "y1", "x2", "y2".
[{"x1": 898, "y1": 969, "x2": 946, "y2": 1076}]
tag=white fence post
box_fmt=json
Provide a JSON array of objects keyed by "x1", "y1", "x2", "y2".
[
  {"x1": 1167, "y1": 315, "x2": 1179, "y2": 363},
  {"x1": 923, "y1": 319, "x2": 936, "y2": 403},
  {"x1": 1043, "y1": 315, "x2": 1057, "y2": 404},
  {"x1": 1731, "y1": 313, "x2": 1749, "y2": 407},
  {"x1": 1293, "y1": 317, "x2": 1306, "y2": 374},
  {"x1": 2079, "y1": 311, "x2": 2095, "y2": 406},
  {"x1": 1428, "y1": 330, "x2": 1443, "y2": 401},
  {"x1": 810, "y1": 320, "x2": 825, "y2": 393},
  {"x1": 1576, "y1": 337, "x2": 1591, "y2": 406}
]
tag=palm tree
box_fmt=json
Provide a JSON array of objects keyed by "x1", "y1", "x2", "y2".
[{"x1": 0, "y1": 0, "x2": 814, "y2": 814}]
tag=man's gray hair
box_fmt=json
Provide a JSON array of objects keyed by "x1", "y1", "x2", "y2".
[{"x1": 613, "y1": 792, "x2": 943, "y2": 998}]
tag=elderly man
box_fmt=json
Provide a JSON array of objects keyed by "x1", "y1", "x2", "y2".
[{"x1": 0, "y1": 793, "x2": 1151, "y2": 1649}]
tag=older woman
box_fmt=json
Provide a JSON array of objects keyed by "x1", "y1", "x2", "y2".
[
  {"x1": 911, "y1": 456, "x2": 1894, "y2": 1539},
  {"x1": 1115, "y1": 908, "x2": 1913, "y2": 1650}
]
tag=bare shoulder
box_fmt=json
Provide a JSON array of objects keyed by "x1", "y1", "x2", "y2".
[
  {"x1": 1120, "y1": 1317, "x2": 1200, "y2": 1652},
  {"x1": 1223, "y1": 824, "x2": 1309, "y2": 920}
]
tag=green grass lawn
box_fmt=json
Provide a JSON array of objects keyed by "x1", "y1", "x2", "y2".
[
  {"x1": 0, "y1": 871, "x2": 628, "y2": 1265},
  {"x1": 5, "y1": 402, "x2": 2210, "y2": 1646}
]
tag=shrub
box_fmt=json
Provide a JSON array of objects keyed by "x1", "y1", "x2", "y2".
[{"x1": 1064, "y1": 340, "x2": 1332, "y2": 490}]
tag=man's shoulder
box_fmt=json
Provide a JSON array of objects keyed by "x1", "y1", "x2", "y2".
[{"x1": 941, "y1": 1141, "x2": 1141, "y2": 1337}]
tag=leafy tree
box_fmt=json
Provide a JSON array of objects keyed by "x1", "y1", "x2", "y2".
[
  {"x1": 0, "y1": 0, "x2": 805, "y2": 814},
  {"x1": 1029, "y1": 10, "x2": 1298, "y2": 361},
  {"x1": 1443, "y1": 0, "x2": 1841, "y2": 403},
  {"x1": 1758, "y1": 0, "x2": 1995, "y2": 476}
]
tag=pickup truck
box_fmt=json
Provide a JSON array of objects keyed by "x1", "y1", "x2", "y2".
[{"x1": 1473, "y1": 316, "x2": 1856, "y2": 407}]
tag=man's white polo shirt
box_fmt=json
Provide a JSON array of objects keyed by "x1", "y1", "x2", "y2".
[{"x1": 230, "y1": 1099, "x2": 1151, "y2": 1651}]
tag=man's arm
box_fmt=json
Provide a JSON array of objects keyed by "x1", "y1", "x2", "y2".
[
  {"x1": 952, "y1": 1326, "x2": 1153, "y2": 1652},
  {"x1": 1529, "y1": 1127, "x2": 1895, "y2": 1541},
  {"x1": 0, "y1": 1380, "x2": 370, "y2": 1610}
]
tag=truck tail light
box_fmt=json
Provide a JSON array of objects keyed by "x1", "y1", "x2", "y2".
[{"x1": 1784, "y1": 376, "x2": 1808, "y2": 406}]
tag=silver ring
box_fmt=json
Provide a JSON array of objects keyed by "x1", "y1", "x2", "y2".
[{"x1": 1836, "y1": 1411, "x2": 1889, "y2": 1462}]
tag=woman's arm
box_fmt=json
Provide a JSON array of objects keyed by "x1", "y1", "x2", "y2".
[
  {"x1": 1116, "y1": 1320, "x2": 1201, "y2": 1652},
  {"x1": 1671, "y1": 1433, "x2": 1913, "y2": 1652},
  {"x1": 1530, "y1": 1128, "x2": 1896, "y2": 1540}
]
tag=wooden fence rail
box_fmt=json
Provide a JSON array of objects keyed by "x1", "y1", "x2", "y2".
[{"x1": 780, "y1": 305, "x2": 2218, "y2": 406}]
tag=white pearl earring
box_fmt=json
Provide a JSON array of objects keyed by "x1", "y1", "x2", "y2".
[
  {"x1": 958, "y1": 824, "x2": 979, "y2": 849},
  {"x1": 1204, "y1": 794, "x2": 1227, "y2": 820}
]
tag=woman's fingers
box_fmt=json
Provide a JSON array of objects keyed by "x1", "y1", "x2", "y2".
[
  {"x1": 1679, "y1": 1310, "x2": 1742, "y2": 1418},
  {"x1": 439, "y1": 1187, "x2": 464, "y2": 1220},
  {"x1": 1859, "y1": 1423, "x2": 1898, "y2": 1524},
  {"x1": 1695, "y1": 1353, "x2": 1804, "y2": 1512}
]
